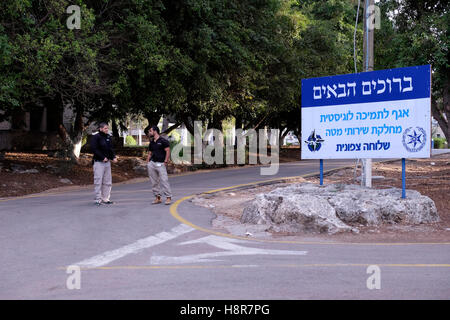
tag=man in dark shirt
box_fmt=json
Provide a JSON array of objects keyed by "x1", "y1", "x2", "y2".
[
  {"x1": 90, "y1": 122, "x2": 118, "y2": 206},
  {"x1": 146, "y1": 126, "x2": 172, "y2": 205}
]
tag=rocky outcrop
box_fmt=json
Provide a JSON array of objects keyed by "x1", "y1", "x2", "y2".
[
  {"x1": 129, "y1": 158, "x2": 148, "y2": 175},
  {"x1": 241, "y1": 183, "x2": 439, "y2": 234}
]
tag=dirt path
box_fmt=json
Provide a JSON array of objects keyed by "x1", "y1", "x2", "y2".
[{"x1": 0, "y1": 148, "x2": 301, "y2": 198}]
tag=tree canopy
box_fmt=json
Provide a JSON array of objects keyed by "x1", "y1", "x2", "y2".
[{"x1": 0, "y1": 0, "x2": 448, "y2": 160}]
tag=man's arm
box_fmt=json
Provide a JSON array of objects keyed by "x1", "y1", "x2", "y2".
[
  {"x1": 110, "y1": 144, "x2": 117, "y2": 162},
  {"x1": 147, "y1": 151, "x2": 152, "y2": 163},
  {"x1": 164, "y1": 147, "x2": 170, "y2": 165}
]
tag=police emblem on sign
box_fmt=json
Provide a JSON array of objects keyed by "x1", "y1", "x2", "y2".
[
  {"x1": 402, "y1": 127, "x2": 426, "y2": 152},
  {"x1": 305, "y1": 130, "x2": 324, "y2": 152}
]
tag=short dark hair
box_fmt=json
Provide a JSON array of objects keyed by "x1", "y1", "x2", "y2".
[
  {"x1": 150, "y1": 126, "x2": 160, "y2": 134},
  {"x1": 98, "y1": 122, "x2": 108, "y2": 130}
]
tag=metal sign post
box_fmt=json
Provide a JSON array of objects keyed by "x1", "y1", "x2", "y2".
[
  {"x1": 362, "y1": 0, "x2": 375, "y2": 188},
  {"x1": 320, "y1": 159, "x2": 324, "y2": 186},
  {"x1": 402, "y1": 158, "x2": 406, "y2": 198}
]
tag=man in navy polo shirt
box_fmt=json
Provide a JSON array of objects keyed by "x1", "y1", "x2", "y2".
[{"x1": 146, "y1": 126, "x2": 172, "y2": 205}]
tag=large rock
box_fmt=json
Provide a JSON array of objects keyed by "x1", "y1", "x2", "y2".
[
  {"x1": 132, "y1": 158, "x2": 148, "y2": 175},
  {"x1": 326, "y1": 186, "x2": 439, "y2": 225},
  {"x1": 241, "y1": 183, "x2": 439, "y2": 234},
  {"x1": 242, "y1": 190, "x2": 355, "y2": 235}
]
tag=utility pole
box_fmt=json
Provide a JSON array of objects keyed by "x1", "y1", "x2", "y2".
[{"x1": 362, "y1": 0, "x2": 375, "y2": 188}]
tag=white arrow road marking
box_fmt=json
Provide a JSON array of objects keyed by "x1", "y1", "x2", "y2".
[
  {"x1": 150, "y1": 235, "x2": 308, "y2": 265},
  {"x1": 74, "y1": 224, "x2": 194, "y2": 268}
]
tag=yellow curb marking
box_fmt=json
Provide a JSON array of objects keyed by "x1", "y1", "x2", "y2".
[{"x1": 170, "y1": 174, "x2": 450, "y2": 246}]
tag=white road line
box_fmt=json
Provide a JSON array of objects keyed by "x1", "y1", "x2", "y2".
[
  {"x1": 73, "y1": 224, "x2": 194, "y2": 268},
  {"x1": 150, "y1": 235, "x2": 308, "y2": 265}
]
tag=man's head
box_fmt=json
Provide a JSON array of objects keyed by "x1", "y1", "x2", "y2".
[
  {"x1": 98, "y1": 122, "x2": 109, "y2": 134},
  {"x1": 148, "y1": 126, "x2": 160, "y2": 137}
]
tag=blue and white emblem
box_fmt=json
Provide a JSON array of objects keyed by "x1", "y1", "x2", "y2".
[
  {"x1": 402, "y1": 127, "x2": 426, "y2": 152},
  {"x1": 305, "y1": 130, "x2": 324, "y2": 152}
]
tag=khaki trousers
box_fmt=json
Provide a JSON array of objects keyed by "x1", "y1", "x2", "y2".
[
  {"x1": 93, "y1": 161, "x2": 112, "y2": 201},
  {"x1": 147, "y1": 161, "x2": 172, "y2": 198}
]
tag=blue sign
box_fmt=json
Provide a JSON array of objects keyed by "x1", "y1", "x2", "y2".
[
  {"x1": 301, "y1": 65, "x2": 432, "y2": 159},
  {"x1": 302, "y1": 65, "x2": 431, "y2": 108}
]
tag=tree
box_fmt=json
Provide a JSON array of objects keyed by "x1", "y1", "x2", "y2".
[
  {"x1": 375, "y1": 0, "x2": 449, "y2": 142},
  {"x1": 0, "y1": 0, "x2": 171, "y2": 161},
  {"x1": 1, "y1": 0, "x2": 119, "y2": 161},
  {"x1": 264, "y1": 0, "x2": 363, "y2": 142},
  {"x1": 0, "y1": 0, "x2": 378, "y2": 162}
]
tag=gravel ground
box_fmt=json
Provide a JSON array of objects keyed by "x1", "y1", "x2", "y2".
[{"x1": 192, "y1": 153, "x2": 450, "y2": 243}]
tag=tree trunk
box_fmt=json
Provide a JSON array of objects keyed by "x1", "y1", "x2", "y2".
[
  {"x1": 235, "y1": 115, "x2": 242, "y2": 131},
  {"x1": 162, "y1": 122, "x2": 181, "y2": 135},
  {"x1": 432, "y1": 101, "x2": 449, "y2": 143},
  {"x1": 111, "y1": 119, "x2": 119, "y2": 138},
  {"x1": 280, "y1": 127, "x2": 289, "y2": 146},
  {"x1": 182, "y1": 116, "x2": 195, "y2": 136},
  {"x1": 234, "y1": 115, "x2": 242, "y2": 146},
  {"x1": 144, "y1": 111, "x2": 162, "y2": 136},
  {"x1": 72, "y1": 105, "x2": 85, "y2": 160},
  {"x1": 145, "y1": 112, "x2": 162, "y2": 128},
  {"x1": 244, "y1": 113, "x2": 270, "y2": 131},
  {"x1": 293, "y1": 127, "x2": 302, "y2": 149},
  {"x1": 57, "y1": 123, "x2": 80, "y2": 163},
  {"x1": 56, "y1": 102, "x2": 85, "y2": 163},
  {"x1": 161, "y1": 116, "x2": 169, "y2": 133},
  {"x1": 432, "y1": 70, "x2": 450, "y2": 144},
  {"x1": 443, "y1": 71, "x2": 450, "y2": 144}
]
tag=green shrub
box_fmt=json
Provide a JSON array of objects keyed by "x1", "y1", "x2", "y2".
[
  {"x1": 433, "y1": 137, "x2": 447, "y2": 149},
  {"x1": 125, "y1": 135, "x2": 137, "y2": 146},
  {"x1": 81, "y1": 135, "x2": 88, "y2": 147}
]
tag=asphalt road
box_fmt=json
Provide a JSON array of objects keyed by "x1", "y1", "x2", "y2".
[{"x1": 0, "y1": 158, "x2": 449, "y2": 300}]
